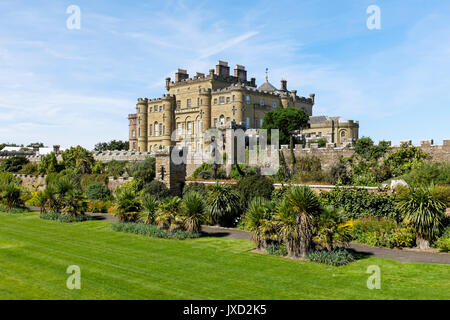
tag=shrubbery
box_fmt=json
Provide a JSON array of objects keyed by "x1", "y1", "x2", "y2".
[
  {"x1": 320, "y1": 188, "x2": 400, "y2": 220},
  {"x1": 236, "y1": 175, "x2": 274, "y2": 205},
  {"x1": 85, "y1": 182, "x2": 111, "y2": 200},
  {"x1": 434, "y1": 227, "x2": 450, "y2": 252},
  {"x1": 307, "y1": 248, "x2": 355, "y2": 266},
  {"x1": 111, "y1": 222, "x2": 200, "y2": 239},
  {"x1": 266, "y1": 243, "x2": 287, "y2": 256},
  {"x1": 351, "y1": 217, "x2": 415, "y2": 248},
  {"x1": 40, "y1": 212, "x2": 92, "y2": 223}
]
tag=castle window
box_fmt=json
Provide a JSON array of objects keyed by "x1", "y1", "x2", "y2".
[
  {"x1": 232, "y1": 95, "x2": 235, "y2": 102},
  {"x1": 133, "y1": 142, "x2": 136, "y2": 150},
  {"x1": 176, "y1": 101, "x2": 181, "y2": 109},
  {"x1": 160, "y1": 106, "x2": 163, "y2": 112},
  {"x1": 259, "y1": 119, "x2": 263, "y2": 128},
  {"x1": 246, "y1": 117, "x2": 250, "y2": 128},
  {"x1": 149, "y1": 107, "x2": 152, "y2": 112},
  {"x1": 220, "y1": 115, "x2": 225, "y2": 125},
  {"x1": 177, "y1": 123, "x2": 182, "y2": 137},
  {"x1": 246, "y1": 96, "x2": 250, "y2": 104},
  {"x1": 219, "y1": 96, "x2": 225, "y2": 104},
  {"x1": 226, "y1": 117, "x2": 230, "y2": 123},
  {"x1": 187, "y1": 122, "x2": 192, "y2": 135},
  {"x1": 259, "y1": 98, "x2": 264, "y2": 106},
  {"x1": 132, "y1": 130, "x2": 136, "y2": 138},
  {"x1": 159, "y1": 123, "x2": 163, "y2": 136},
  {"x1": 226, "y1": 97, "x2": 230, "y2": 104},
  {"x1": 341, "y1": 131, "x2": 346, "y2": 137},
  {"x1": 154, "y1": 122, "x2": 159, "y2": 136},
  {"x1": 149, "y1": 124, "x2": 153, "y2": 136},
  {"x1": 272, "y1": 100, "x2": 277, "y2": 108},
  {"x1": 214, "y1": 98, "x2": 217, "y2": 105},
  {"x1": 214, "y1": 118, "x2": 218, "y2": 127},
  {"x1": 187, "y1": 99, "x2": 192, "y2": 108}
]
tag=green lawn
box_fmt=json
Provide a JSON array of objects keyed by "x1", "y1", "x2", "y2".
[{"x1": 0, "y1": 211, "x2": 449, "y2": 300}]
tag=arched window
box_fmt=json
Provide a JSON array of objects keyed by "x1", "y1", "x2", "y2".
[
  {"x1": 341, "y1": 131, "x2": 346, "y2": 138},
  {"x1": 149, "y1": 124, "x2": 152, "y2": 136},
  {"x1": 220, "y1": 115, "x2": 225, "y2": 125},
  {"x1": 154, "y1": 121, "x2": 159, "y2": 136},
  {"x1": 159, "y1": 123, "x2": 163, "y2": 136}
]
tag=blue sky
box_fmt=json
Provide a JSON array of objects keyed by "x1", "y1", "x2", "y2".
[{"x1": 1, "y1": 0, "x2": 449, "y2": 149}]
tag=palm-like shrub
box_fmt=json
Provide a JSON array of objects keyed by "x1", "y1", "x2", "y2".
[
  {"x1": 155, "y1": 196, "x2": 181, "y2": 231},
  {"x1": 113, "y1": 187, "x2": 141, "y2": 223},
  {"x1": 60, "y1": 189, "x2": 87, "y2": 216},
  {"x1": 0, "y1": 183, "x2": 23, "y2": 210},
  {"x1": 206, "y1": 184, "x2": 240, "y2": 226},
  {"x1": 315, "y1": 206, "x2": 352, "y2": 251},
  {"x1": 243, "y1": 197, "x2": 273, "y2": 250},
  {"x1": 141, "y1": 195, "x2": 157, "y2": 225},
  {"x1": 275, "y1": 186, "x2": 322, "y2": 258},
  {"x1": 179, "y1": 192, "x2": 206, "y2": 233},
  {"x1": 397, "y1": 186, "x2": 446, "y2": 249}
]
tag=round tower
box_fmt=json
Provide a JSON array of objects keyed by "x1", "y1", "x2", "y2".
[
  {"x1": 137, "y1": 98, "x2": 148, "y2": 152},
  {"x1": 161, "y1": 95, "x2": 175, "y2": 146},
  {"x1": 199, "y1": 89, "x2": 211, "y2": 130}
]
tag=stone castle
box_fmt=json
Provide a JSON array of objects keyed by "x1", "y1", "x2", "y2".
[{"x1": 128, "y1": 60, "x2": 359, "y2": 152}]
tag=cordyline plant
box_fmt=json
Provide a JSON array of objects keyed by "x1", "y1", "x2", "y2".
[{"x1": 397, "y1": 185, "x2": 446, "y2": 250}]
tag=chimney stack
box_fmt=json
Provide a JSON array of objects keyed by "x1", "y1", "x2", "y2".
[
  {"x1": 175, "y1": 69, "x2": 189, "y2": 82},
  {"x1": 53, "y1": 145, "x2": 60, "y2": 154},
  {"x1": 234, "y1": 64, "x2": 247, "y2": 82},
  {"x1": 280, "y1": 79, "x2": 287, "y2": 91},
  {"x1": 250, "y1": 77, "x2": 256, "y2": 87},
  {"x1": 216, "y1": 60, "x2": 230, "y2": 78},
  {"x1": 165, "y1": 77, "x2": 171, "y2": 91}
]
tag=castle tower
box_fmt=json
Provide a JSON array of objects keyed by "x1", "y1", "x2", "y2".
[
  {"x1": 136, "y1": 98, "x2": 148, "y2": 152},
  {"x1": 160, "y1": 95, "x2": 175, "y2": 146},
  {"x1": 199, "y1": 89, "x2": 212, "y2": 131}
]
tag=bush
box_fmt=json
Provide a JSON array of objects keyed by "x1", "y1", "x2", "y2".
[
  {"x1": 85, "y1": 182, "x2": 111, "y2": 200},
  {"x1": 40, "y1": 212, "x2": 92, "y2": 223},
  {"x1": 236, "y1": 175, "x2": 274, "y2": 204},
  {"x1": 19, "y1": 162, "x2": 39, "y2": 175},
  {"x1": 351, "y1": 217, "x2": 416, "y2": 248},
  {"x1": 111, "y1": 222, "x2": 200, "y2": 239},
  {"x1": 434, "y1": 227, "x2": 450, "y2": 252},
  {"x1": 141, "y1": 180, "x2": 170, "y2": 200},
  {"x1": 266, "y1": 243, "x2": 287, "y2": 256},
  {"x1": 105, "y1": 161, "x2": 129, "y2": 177},
  {"x1": 431, "y1": 185, "x2": 450, "y2": 205},
  {"x1": 405, "y1": 162, "x2": 450, "y2": 186},
  {"x1": 307, "y1": 248, "x2": 355, "y2": 266},
  {"x1": 80, "y1": 174, "x2": 108, "y2": 191},
  {"x1": 230, "y1": 164, "x2": 257, "y2": 179},
  {"x1": 183, "y1": 182, "x2": 207, "y2": 197},
  {"x1": 192, "y1": 162, "x2": 226, "y2": 180},
  {"x1": 0, "y1": 204, "x2": 30, "y2": 213},
  {"x1": 320, "y1": 188, "x2": 400, "y2": 220},
  {"x1": 329, "y1": 163, "x2": 351, "y2": 185},
  {"x1": 127, "y1": 158, "x2": 155, "y2": 185},
  {"x1": 87, "y1": 200, "x2": 111, "y2": 213},
  {"x1": 0, "y1": 156, "x2": 29, "y2": 173}
]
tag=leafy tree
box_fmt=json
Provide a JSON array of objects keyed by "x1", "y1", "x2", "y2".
[
  {"x1": 354, "y1": 137, "x2": 391, "y2": 161},
  {"x1": 61, "y1": 146, "x2": 95, "y2": 174},
  {"x1": 38, "y1": 152, "x2": 60, "y2": 175},
  {"x1": 141, "y1": 180, "x2": 170, "y2": 200},
  {"x1": 85, "y1": 183, "x2": 111, "y2": 200},
  {"x1": 384, "y1": 143, "x2": 431, "y2": 177},
  {"x1": 0, "y1": 156, "x2": 29, "y2": 172},
  {"x1": 397, "y1": 186, "x2": 446, "y2": 249},
  {"x1": 236, "y1": 175, "x2": 274, "y2": 204},
  {"x1": 127, "y1": 157, "x2": 155, "y2": 186},
  {"x1": 262, "y1": 107, "x2": 309, "y2": 145},
  {"x1": 94, "y1": 140, "x2": 129, "y2": 151},
  {"x1": 179, "y1": 191, "x2": 206, "y2": 233}
]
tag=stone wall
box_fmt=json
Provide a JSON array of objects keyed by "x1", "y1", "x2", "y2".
[
  {"x1": 13, "y1": 174, "x2": 46, "y2": 191},
  {"x1": 107, "y1": 176, "x2": 134, "y2": 191}
]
